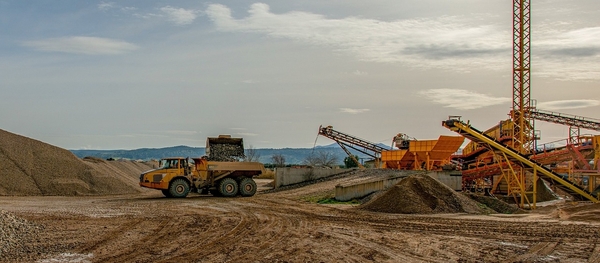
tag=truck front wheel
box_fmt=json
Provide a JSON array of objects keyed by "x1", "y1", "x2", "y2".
[
  {"x1": 218, "y1": 178, "x2": 238, "y2": 197},
  {"x1": 239, "y1": 178, "x2": 257, "y2": 197},
  {"x1": 169, "y1": 179, "x2": 190, "y2": 198}
]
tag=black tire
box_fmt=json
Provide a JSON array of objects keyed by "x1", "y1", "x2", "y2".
[
  {"x1": 238, "y1": 177, "x2": 257, "y2": 197},
  {"x1": 169, "y1": 178, "x2": 190, "y2": 198},
  {"x1": 218, "y1": 178, "x2": 238, "y2": 197},
  {"x1": 161, "y1": 189, "x2": 172, "y2": 198}
]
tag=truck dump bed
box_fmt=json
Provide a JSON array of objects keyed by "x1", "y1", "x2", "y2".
[
  {"x1": 206, "y1": 135, "x2": 245, "y2": 161},
  {"x1": 205, "y1": 161, "x2": 265, "y2": 173},
  {"x1": 192, "y1": 158, "x2": 265, "y2": 179}
]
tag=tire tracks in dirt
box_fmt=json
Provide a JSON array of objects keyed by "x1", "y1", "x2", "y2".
[{"x1": 504, "y1": 241, "x2": 559, "y2": 262}]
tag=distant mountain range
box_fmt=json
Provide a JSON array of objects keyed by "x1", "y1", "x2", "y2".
[{"x1": 70, "y1": 143, "x2": 392, "y2": 165}]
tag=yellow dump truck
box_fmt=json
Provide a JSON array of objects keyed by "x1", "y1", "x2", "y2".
[{"x1": 139, "y1": 135, "x2": 266, "y2": 198}]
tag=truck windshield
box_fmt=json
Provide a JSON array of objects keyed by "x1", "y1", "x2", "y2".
[{"x1": 161, "y1": 159, "x2": 179, "y2": 169}]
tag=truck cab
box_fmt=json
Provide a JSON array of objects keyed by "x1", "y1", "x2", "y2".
[{"x1": 139, "y1": 157, "x2": 192, "y2": 197}]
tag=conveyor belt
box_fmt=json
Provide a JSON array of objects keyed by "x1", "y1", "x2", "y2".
[
  {"x1": 318, "y1": 125, "x2": 387, "y2": 158},
  {"x1": 443, "y1": 119, "x2": 598, "y2": 202},
  {"x1": 527, "y1": 109, "x2": 600, "y2": 131}
]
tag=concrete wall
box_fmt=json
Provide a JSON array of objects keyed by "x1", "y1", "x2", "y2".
[
  {"x1": 274, "y1": 167, "x2": 353, "y2": 188},
  {"x1": 335, "y1": 170, "x2": 462, "y2": 201}
]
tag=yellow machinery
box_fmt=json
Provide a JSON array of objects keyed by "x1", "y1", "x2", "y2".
[
  {"x1": 443, "y1": 118, "x2": 599, "y2": 208},
  {"x1": 447, "y1": 0, "x2": 600, "y2": 208},
  {"x1": 381, "y1": 134, "x2": 464, "y2": 170},
  {"x1": 139, "y1": 135, "x2": 265, "y2": 198},
  {"x1": 318, "y1": 125, "x2": 463, "y2": 170}
]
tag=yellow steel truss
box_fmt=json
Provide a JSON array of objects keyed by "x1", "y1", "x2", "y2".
[{"x1": 443, "y1": 118, "x2": 599, "y2": 208}]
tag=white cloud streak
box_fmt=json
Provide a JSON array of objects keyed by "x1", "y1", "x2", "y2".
[
  {"x1": 352, "y1": 70, "x2": 368, "y2": 76},
  {"x1": 23, "y1": 36, "x2": 138, "y2": 55},
  {"x1": 537, "y1": 100, "x2": 600, "y2": 110},
  {"x1": 535, "y1": 27, "x2": 600, "y2": 80},
  {"x1": 160, "y1": 6, "x2": 198, "y2": 25},
  {"x1": 205, "y1": 3, "x2": 600, "y2": 81},
  {"x1": 419, "y1": 89, "x2": 510, "y2": 110},
  {"x1": 340, "y1": 108, "x2": 370, "y2": 114},
  {"x1": 98, "y1": 2, "x2": 115, "y2": 11},
  {"x1": 205, "y1": 3, "x2": 509, "y2": 72}
]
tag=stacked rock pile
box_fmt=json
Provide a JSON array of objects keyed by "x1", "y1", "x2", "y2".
[
  {"x1": 0, "y1": 210, "x2": 41, "y2": 259},
  {"x1": 206, "y1": 143, "x2": 245, "y2": 162}
]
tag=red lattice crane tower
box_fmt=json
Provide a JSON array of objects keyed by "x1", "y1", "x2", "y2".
[{"x1": 511, "y1": 0, "x2": 534, "y2": 154}]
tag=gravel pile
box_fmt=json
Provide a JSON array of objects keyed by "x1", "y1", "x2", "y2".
[
  {"x1": 532, "y1": 179, "x2": 559, "y2": 202},
  {"x1": 206, "y1": 143, "x2": 245, "y2": 162},
  {"x1": 0, "y1": 129, "x2": 154, "y2": 196},
  {"x1": 466, "y1": 194, "x2": 521, "y2": 214},
  {"x1": 0, "y1": 209, "x2": 41, "y2": 259},
  {"x1": 359, "y1": 173, "x2": 487, "y2": 214}
]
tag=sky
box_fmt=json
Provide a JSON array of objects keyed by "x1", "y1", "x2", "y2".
[{"x1": 1, "y1": 0, "x2": 599, "y2": 150}]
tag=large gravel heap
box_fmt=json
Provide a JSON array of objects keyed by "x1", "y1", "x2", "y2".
[
  {"x1": 206, "y1": 143, "x2": 245, "y2": 162},
  {"x1": 0, "y1": 209, "x2": 41, "y2": 259},
  {"x1": 0, "y1": 129, "x2": 154, "y2": 196},
  {"x1": 360, "y1": 173, "x2": 486, "y2": 214}
]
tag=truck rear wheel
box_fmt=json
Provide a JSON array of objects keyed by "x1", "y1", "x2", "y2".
[
  {"x1": 169, "y1": 179, "x2": 190, "y2": 198},
  {"x1": 239, "y1": 177, "x2": 257, "y2": 197},
  {"x1": 218, "y1": 178, "x2": 238, "y2": 197}
]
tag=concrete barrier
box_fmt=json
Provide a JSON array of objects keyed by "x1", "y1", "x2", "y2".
[
  {"x1": 335, "y1": 170, "x2": 462, "y2": 201},
  {"x1": 274, "y1": 167, "x2": 353, "y2": 188}
]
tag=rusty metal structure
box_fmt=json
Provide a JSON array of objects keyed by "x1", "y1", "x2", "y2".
[
  {"x1": 444, "y1": 118, "x2": 598, "y2": 208},
  {"x1": 526, "y1": 109, "x2": 600, "y2": 132},
  {"x1": 446, "y1": 0, "x2": 600, "y2": 208},
  {"x1": 511, "y1": 0, "x2": 533, "y2": 155},
  {"x1": 317, "y1": 125, "x2": 388, "y2": 169}
]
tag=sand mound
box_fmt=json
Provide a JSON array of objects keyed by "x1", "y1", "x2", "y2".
[
  {"x1": 466, "y1": 194, "x2": 521, "y2": 214},
  {"x1": 359, "y1": 174, "x2": 486, "y2": 214},
  {"x1": 556, "y1": 203, "x2": 600, "y2": 222},
  {"x1": 0, "y1": 129, "x2": 154, "y2": 196}
]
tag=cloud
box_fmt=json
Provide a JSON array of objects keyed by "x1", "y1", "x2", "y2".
[
  {"x1": 121, "y1": 7, "x2": 137, "y2": 12},
  {"x1": 205, "y1": 3, "x2": 509, "y2": 71},
  {"x1": 23, "y1": 36, "x2": 138, "y2": 55},
  {"x1": 204, "y1": 4, "x2": 600, "y2": 81},
  {"x1": 419, "y1": 89, "x2": 510, "y2": 110},
  {"x1": 352, "y1": 70, "x2": 368, "y2": 76},
  {"x1": 98, "y1": 2, "x2": 137, "y2": 14},
  {"x1": 537, "y1": 100, "x2": 600, "y2": 110},
  {"x1": 535, "y1": 27, "x2": 600, "y2": 80},
  {"x1": 540, "y1": 27, "x2": 600, "y2": 57},
  {"x1": 340, "y1": 108, "x2": 370, "y2": 114},
  {"x1": 160, "y1": 6, "x2": 198, "y2": 25},
  {"x1": 404, "y1": 44, "x2": 508, "y2": 59},
  {"x1": 98, "y1": 2, "x2": 115, "y2": 11}
]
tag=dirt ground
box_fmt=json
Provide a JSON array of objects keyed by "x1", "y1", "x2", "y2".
[{"x1": 2, "y1": 177, "x2": 600, "y2": 263}]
